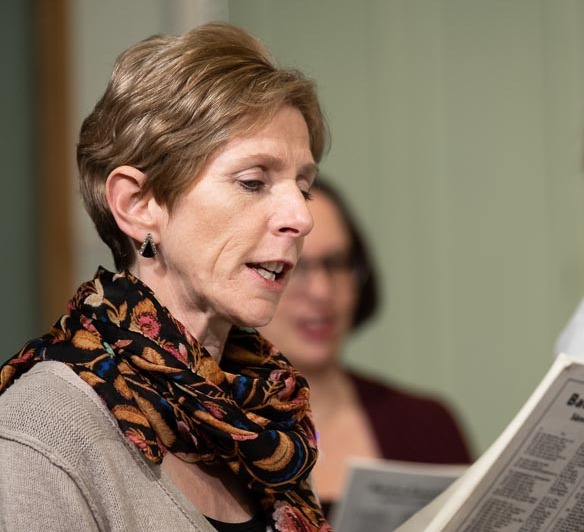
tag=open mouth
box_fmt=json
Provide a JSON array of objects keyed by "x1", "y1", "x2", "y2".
[{"x1": 247, "y1": 261, "x2": 287, "y2": 282}]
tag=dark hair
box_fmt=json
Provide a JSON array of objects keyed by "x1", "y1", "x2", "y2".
[{"x1": 312, "y1": 177, "x2": 380, "y2": 329}]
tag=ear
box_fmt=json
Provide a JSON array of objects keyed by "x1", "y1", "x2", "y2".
[{"x1": 105, "y1": 165, "x2": 165, "y2": 246}]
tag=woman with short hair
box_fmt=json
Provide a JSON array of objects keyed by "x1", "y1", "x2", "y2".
[{"x1": 0, "y1": 23, "x2": 330, "y2": 532}]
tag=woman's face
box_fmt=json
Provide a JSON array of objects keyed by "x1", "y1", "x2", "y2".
[
  {"x1": 259, "y1": 190, "x2": 359, "y2": 372},
  {"x1": 155, "y1": 105, "x2": 317, "y2": 331}
]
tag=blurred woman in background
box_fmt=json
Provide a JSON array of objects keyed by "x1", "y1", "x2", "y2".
[{"x1": 260, "y1": 178, "x2": 472, "y2": 515}]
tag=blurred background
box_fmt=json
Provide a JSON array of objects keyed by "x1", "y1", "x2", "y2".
[{"x1": 2, "y1": 0, "x2": 584, "y2": 456}]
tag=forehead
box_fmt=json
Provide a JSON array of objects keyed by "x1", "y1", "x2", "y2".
[
  {"x1": 211, "y1": 105, "x2": 315, "y2": 168},
  {"x1": 233, "y1": 105, "x2": 308, "y2": 145},
  {"x1": 303, "y1": 191, "x2": 352, "y2": 256}
]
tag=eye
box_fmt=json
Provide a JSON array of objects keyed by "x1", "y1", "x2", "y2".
[
  {"x1": 301, "y1": 189, "x2": 314, "y2": 201},
  {"x1": 238, "y1": 179, "x2": 266, "y2": 193}
]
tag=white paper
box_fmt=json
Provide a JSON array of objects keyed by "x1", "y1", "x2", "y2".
[
  {"x1": 397, "y1": 353, "x2": 584, "y2": 531},
  {"x1": 331, "y1": 458, "x2": 466, "y2": 532}
]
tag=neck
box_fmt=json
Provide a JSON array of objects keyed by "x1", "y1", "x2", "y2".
[
  {"x1": 299, "y1": 362, "x2": 352, "y2": 422},
  {"x1": 191, "y1": 319, "x2": 231, "y2": 361},
  {"x1": 130, "y1": 262, "x2": 231, "y2": 362}
]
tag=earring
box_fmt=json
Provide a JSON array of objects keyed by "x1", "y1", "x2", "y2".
[{"x1": 139, "y1": 232, "x2": 157, "y2": 258}]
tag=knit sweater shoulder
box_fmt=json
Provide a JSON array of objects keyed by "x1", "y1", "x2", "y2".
[{"x1": 0, "y1": 360, "x2": 217, "y2": 532}]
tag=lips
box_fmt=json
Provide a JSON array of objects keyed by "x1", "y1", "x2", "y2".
[{"x1": 296, "y1": 316, "x2": 336, "y2": 341}]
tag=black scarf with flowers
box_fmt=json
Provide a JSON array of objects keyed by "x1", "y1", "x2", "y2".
[{"x1": 0, "y1": 268, "x2": 330, "y2": 532}]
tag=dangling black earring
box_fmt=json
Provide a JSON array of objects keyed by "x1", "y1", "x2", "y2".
[{"x1": 139, "y1": 232, "x2": 157, "y2": 258}]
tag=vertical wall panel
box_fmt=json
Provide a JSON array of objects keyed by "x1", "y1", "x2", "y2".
[
  {"x1": 0, "y1": 0, "x2": 38, "y2": 360},
  {"x1": 37, "y1": 0, "x2": 75, "y2": 330},
  {"x1": 230, "y1": 0, "x2": 584, "y2": 453}
]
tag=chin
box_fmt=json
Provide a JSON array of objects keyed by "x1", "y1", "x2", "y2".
[
  {"x1": 232, "y1": 303, "x2": 278, "y2": 329},
  {"x1": 286, "y1": 348, "x2": 336, "y2": 372}
]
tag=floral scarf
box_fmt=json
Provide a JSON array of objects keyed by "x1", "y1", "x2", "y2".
[{"x1": 0, "y1": 268, "x2": 331, "y2": 532}]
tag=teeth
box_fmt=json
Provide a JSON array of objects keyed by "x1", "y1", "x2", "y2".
[
  {"x1": 256, "y1": 268, "x2": 276, "y2": 281},
  {"x1": 257, "y1": 261, "x2": 284, "y2": 274},
  {"x1": 250, "y1": 261, "x2": 285, "y2": 281}
]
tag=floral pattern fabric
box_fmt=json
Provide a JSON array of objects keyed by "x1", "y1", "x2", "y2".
[{"x1": 0, "y1": 268, "x2": 330, "y2": 532}]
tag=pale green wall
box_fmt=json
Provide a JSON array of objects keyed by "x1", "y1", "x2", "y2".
[
  {"x1": 229, "y1": 0, "x2": 584, "y2": 454},
  {"x1": 70, "y1": 0, "x2": 176, "y2": 282},
  {"x1": 9, "y1": 0, "x2": 583, "y2": 456},
  {"x1": 0, "y1": 0, "x2": 39, "y2": 358}
]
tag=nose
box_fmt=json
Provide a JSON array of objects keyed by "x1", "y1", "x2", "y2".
[{"x1": 271, "y1": 186, "x2": 314, "y2": 237}]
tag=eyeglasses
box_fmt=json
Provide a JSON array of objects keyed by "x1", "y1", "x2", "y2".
[{"x1": 287, "y1": 252, "x2": 358, "y2": 289}]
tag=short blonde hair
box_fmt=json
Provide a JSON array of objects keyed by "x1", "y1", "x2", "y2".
[{"x1": 77, "y1": 23, "x2": 328, "y2": 270}]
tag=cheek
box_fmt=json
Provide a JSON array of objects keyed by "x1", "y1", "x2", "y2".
[
  {"x1": 337, "y1": 279, "x2": 360, "y2": 320},
  {"x1": 179, "y1": 218, "x2": 240, "y2": 270}
]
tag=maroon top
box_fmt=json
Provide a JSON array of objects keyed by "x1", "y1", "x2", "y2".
[
  {"x1": 320, "y1": 371, "x2": 472, "y2": 518},
  {"x1": 348, "y1": 371, "x2": 472, "y2": 464}
]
